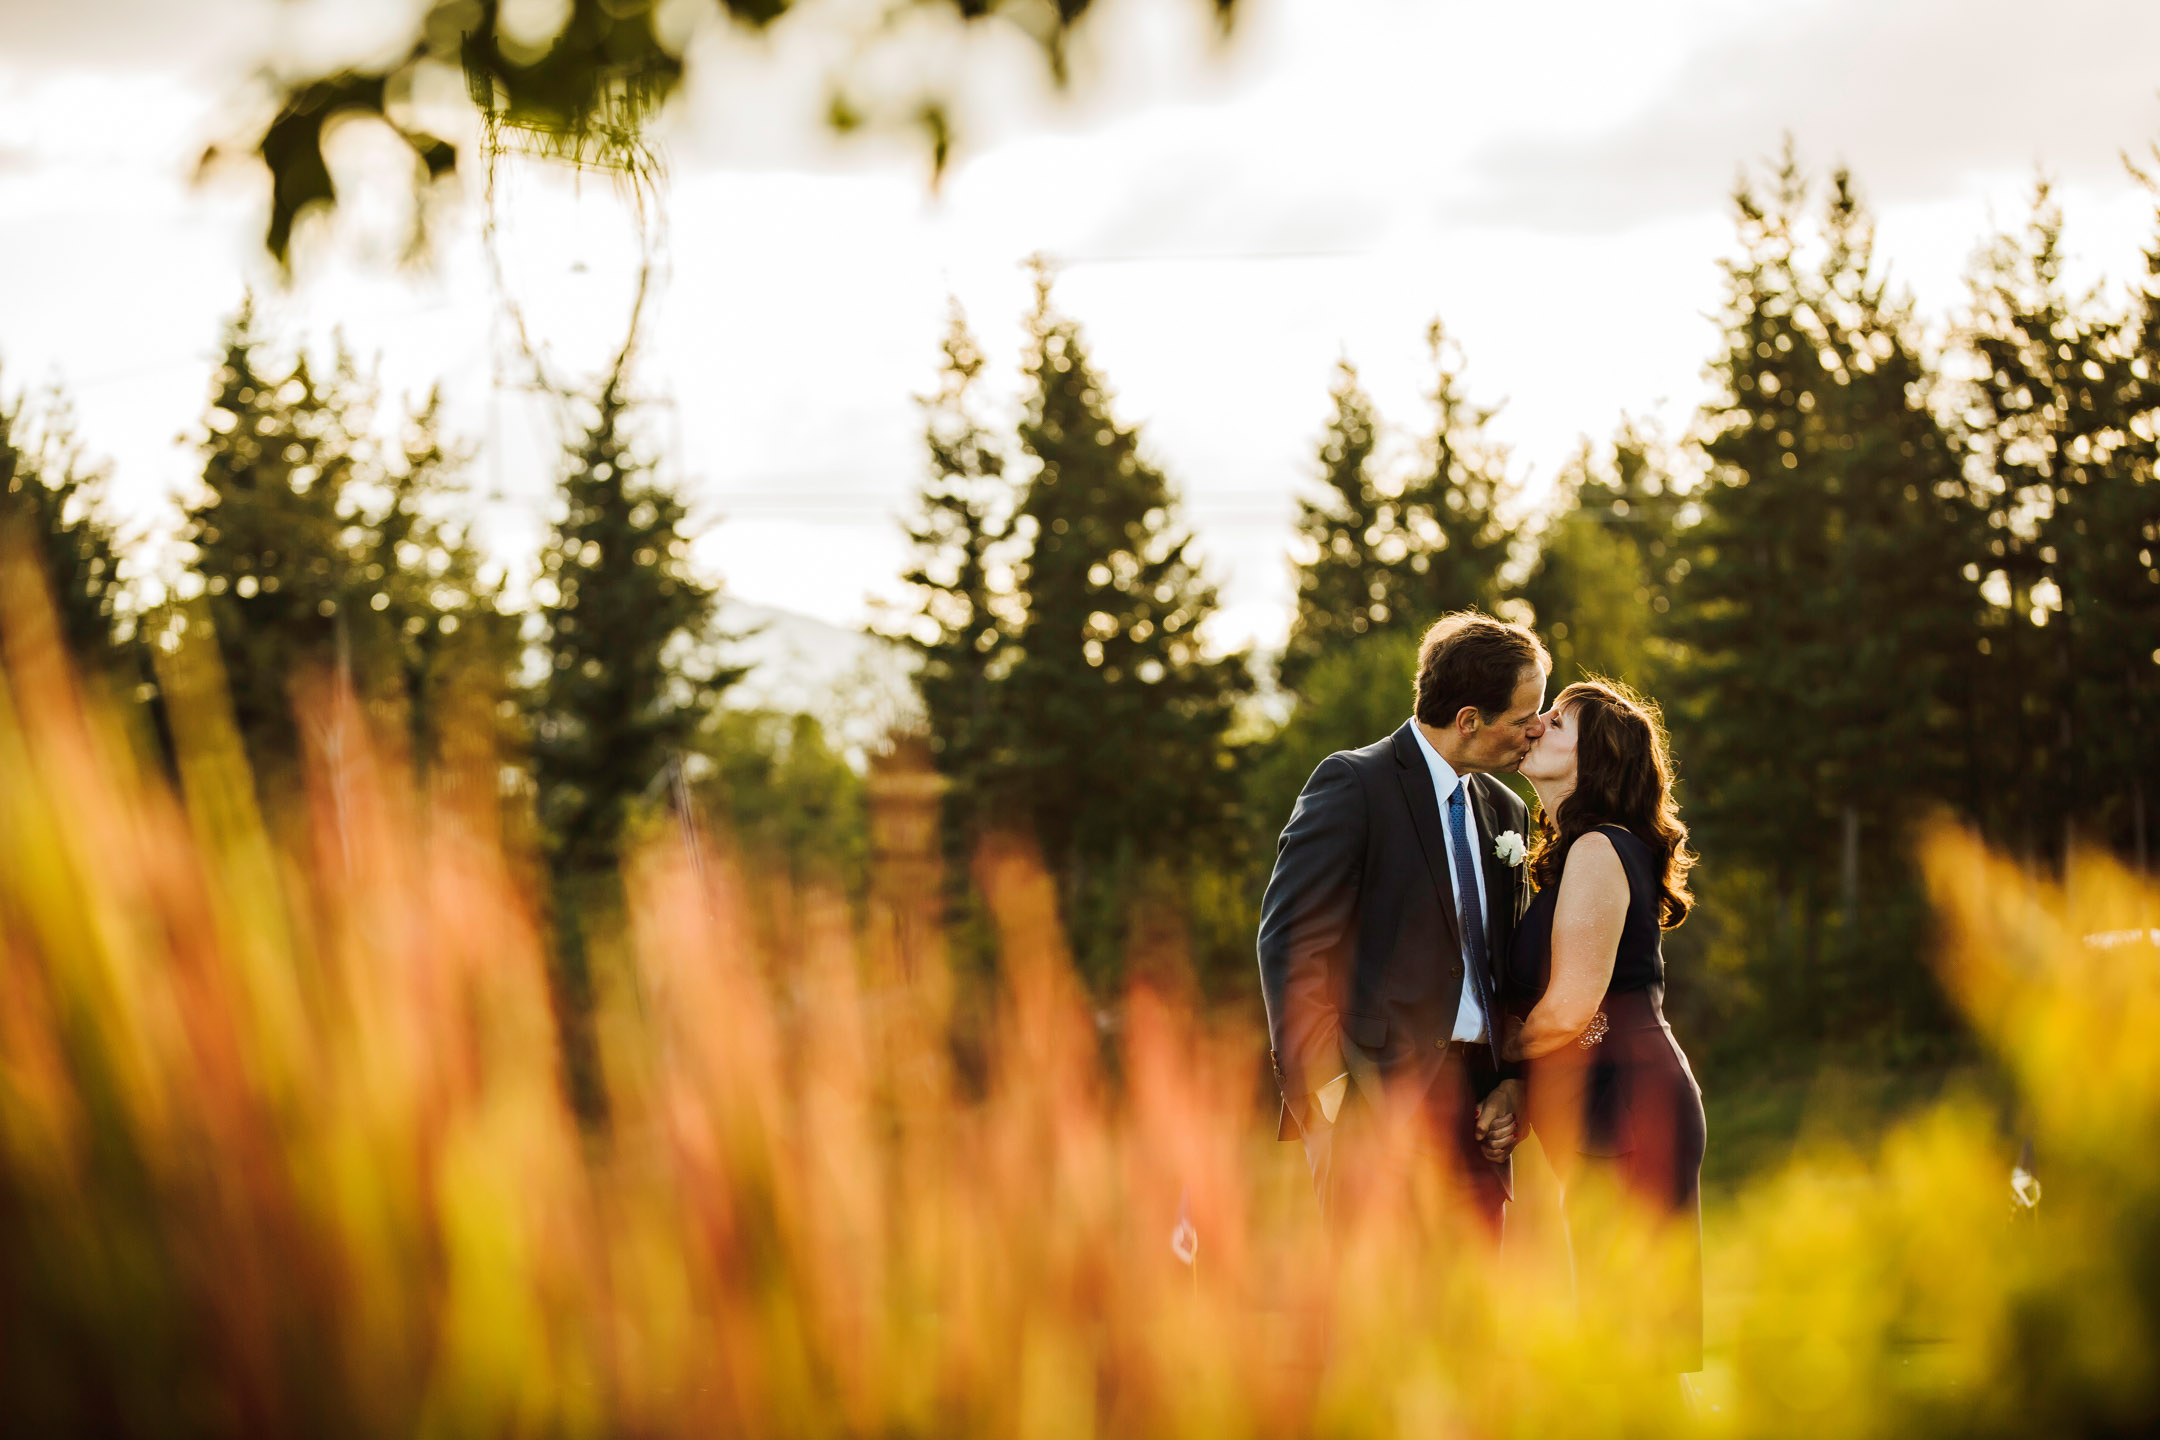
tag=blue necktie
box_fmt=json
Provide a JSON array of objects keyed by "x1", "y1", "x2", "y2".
[{"x1": 1445, "y1": 780, "x2": 1492, "y2": 1018}]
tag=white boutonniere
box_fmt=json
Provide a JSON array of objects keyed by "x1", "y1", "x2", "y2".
[{"x1": 1493, "y1": 830, "x2": 1527, "y2": 867}]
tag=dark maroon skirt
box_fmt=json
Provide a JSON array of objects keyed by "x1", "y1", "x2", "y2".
[{"x1": 1526, "y1": 985, "x2": 1705, "y2": 1369}]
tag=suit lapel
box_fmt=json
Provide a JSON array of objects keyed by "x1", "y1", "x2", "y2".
[
  {"x1": 1468, "y1": 776, "x2": 1516, "y2": 993},
  {"x1": 1390, "y1": 722, "x2": 1462, "y2": 955}
]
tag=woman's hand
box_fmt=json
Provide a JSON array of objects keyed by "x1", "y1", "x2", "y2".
[{"x1": 1499, "y1": 1015, "x2": 1525, "y2": 1063}]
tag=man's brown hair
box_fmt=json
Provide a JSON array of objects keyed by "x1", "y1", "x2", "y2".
[{"x1": 1412, "y1": 611, "x2": 1551, "y2": 728}]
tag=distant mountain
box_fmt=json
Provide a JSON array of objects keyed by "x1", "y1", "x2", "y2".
[{"x1": 716, "y1": 597, "x2": 920, "y2": 754}]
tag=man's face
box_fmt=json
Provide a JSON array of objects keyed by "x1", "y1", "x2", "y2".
[{"x1": 1457, "y1": 667, "x2": 1548, "y2": 774}]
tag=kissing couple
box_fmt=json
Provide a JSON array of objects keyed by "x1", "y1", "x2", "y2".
[{"x1": 1256, "y1": 611, "x2": 1706, "y2": 1378}]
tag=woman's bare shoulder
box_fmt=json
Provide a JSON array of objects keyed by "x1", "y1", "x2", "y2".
[
  {"x1": 1564, "y1": 828, "x2": 1618, "y2": 860},
  {"x1": 1558, "y1": 829, "x2": 1627, "y2": 894}
]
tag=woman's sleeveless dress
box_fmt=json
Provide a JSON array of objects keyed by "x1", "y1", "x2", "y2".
[{"x1": 1506, "y1": 822, "x2": 1706, "y2": 1371}]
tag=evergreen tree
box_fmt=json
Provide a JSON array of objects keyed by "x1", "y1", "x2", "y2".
[
  {"x1": 1003, "y1": 264, "x2": 1249, "y2": 976},
  {"x1": 1672, "y1": 155, "x2": 2008, "y2": 1034},
  {"x1": 2092, "y1": 168, "x2": 2160, "y2": 870},
  {"x1": 1518, "y1": 418, "x2": 1677, "y2": 690},
  {"x1": 893, "y1": 302, "x2": 1018, "y2": 869},
  {"x1": 349, "y1": 388, "x2": 515, "y2": 770},
  {"x1": 181, "y1": 301, "x2": 364, "y2": 782},
  {"x1": 1396, "y1": 319, "x2": 1514, "y2": 619},
  {"x1": 1958, "y1": 182, "x2": 2124, "y2": 861},
  {"x1": 1668, "y1": 153, "x2": 1852, "y2": 1026},
  {"x1": 0, "y1": 375, "x2": 132, "y2": 673},
  {"x1": 531, "y1": 365, "x2": 737, "y2": 881},
  {"x1": 1280, "y1": 360, "x2": 1389, "y2": 692},
  {"x1": 1809, "y1": 172, "x2": 1990, "y2": 837},
  {"x1": 1797, "y1": 168, "x2": 1994, "y2": 1027},
  {"x1": 530, "y1": 363, "x2": 737, "y2": 1122},
  {"x1": 1281, "y1": 327, "x2": 1513, "y2": 699}
]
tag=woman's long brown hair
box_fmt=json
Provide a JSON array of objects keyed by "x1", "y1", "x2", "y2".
[{"x1": 1529, "y1": 678, "x2": 1696, "y2": 928}]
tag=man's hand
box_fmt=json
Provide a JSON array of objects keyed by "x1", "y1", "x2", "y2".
[
  {"x1": 1314, "y1": 1072, "x2": 1349, "y2": 1126},
  {"x1": 1475, "y1": 1078, "x2": 1524, "y2": 1163}
]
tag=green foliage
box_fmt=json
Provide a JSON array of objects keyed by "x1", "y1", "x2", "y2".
[
  {"x1": 1278, "y1": 325, "x2": 1515, "y2": 707},
  {"x1": 1001, "y1": 266, "x2": 1250, "y2": 981},
  {"x1": 181, "y1": 302, "x2": 368, "y2": 780},
  {"x1": 2084, "y1": 168, "x2": 2160, "y2": 866},
  {"x1": 893, "y1": 284, "x2": 1257, "y2": 986},
  {"x1": 1959, "y1": 182, "x2": 2108, "y2": 856},
  {"x1": 239, "y1": 0, "x2": 1246, "y2": 265},
  {"x1": 1649, "y1": 156, "x2": 2159, "y2": 1045},
  {"x1": 531, "y1": 367, "x2": 738, "y2": 881},
  {"x1": 1516, "y1": 419, "x2": 1677, "y2": 691},
  {"x1": 347, "y1": 388, "x2": 519, "y2": 769},
  {"x1": 889, "y1": 268, "x2": 1261, "y2": 984},
  {"x1": 1961, "y1": 178, "x2": 2160, "y2": 868},
  {"x1": 1808, "y1": 170, "x2": 1987, "y2": 842},
  {"x1": 529, "y1": 364, "x2": 739, "y2": 1126},
  {"x1": 1280, "y1": 361, "x2": 1389, "y2": 692},
  {"x1": 180, "y1": 302, "x2": 511, "y2": 786},
  {"x1": 1669, "y1": 151, "x2": 1850, "y2": 907},
  {"x1": 1658, "y1": 154, "x2": 1983, "y2": 1037},
  {"x1": 892, "y1": 303, "x2": 1016, "y2": 873},
  {"x1": 1395, "y1": 319, "x2": 1516, "y2": 620},
  {"x1": 0, "y1": 373, "x2": 133, "y2": 675},
  {"x1": 694, "y1": 708, "x2": 866, "y2": 890}
]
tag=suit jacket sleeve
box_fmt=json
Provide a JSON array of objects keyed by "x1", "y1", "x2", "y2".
[{"x1": 1257, "y1": 753, "x2": 1364, "y2": 1130}]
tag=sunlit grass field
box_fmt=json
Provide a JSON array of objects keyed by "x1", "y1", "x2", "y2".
[{"x1": 3, "y1": 576, "x2": 2157, "y2": 1438}]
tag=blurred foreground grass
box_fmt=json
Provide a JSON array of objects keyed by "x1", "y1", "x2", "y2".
[
  {"x1": 1699, "y1": 1053, "x2": 1988, "y2": 1195},
  {"x1": 3, "y1": 576, "x2": 2158, "y2": 1438}
]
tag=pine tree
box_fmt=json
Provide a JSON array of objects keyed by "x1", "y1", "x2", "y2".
[
  {"x1": 1795, "y1": 168, "x2": 1994, "y2": 1027},
  {"x1": 1280, "y1": 360, "x2": 1389, "y2": 692},
  {"x1": 349, "y1": 388, "x2": 515, "y2": 770},
  {"x1": 531, "y1": 365, "x2": 737, "y2": 881},
  {"x1": 1806, "y1": 171, "x2": 1989, "y2": 823},
  {"x1": 0, "y1": 375, "x2": 132, "y2": 673},
  {"x1": 181, "y1": 300, "x2": 364, "y2": 782},
  {"x1": 1668, "y1": 153, "x2": 1852, "y2": 1026},
  {"x1": 1279, "y1": 326, "x2": 1513, "y2": 699},
  {"x1": 1518, "y1": 418, "x2": 1676, "y2": 690},
  {"x1": 1958, "y1": 182, "x2": 2123, "y2": 861},
  {"x1": 1396, "y1": 319, "x2": 1514, "y2": 619},
  {"x1": 2094, "y1": 167, "x2": 2160, "y2": 870},
  {"x1": 1003, "y1": 264, "x2": 1249, "y2": 976},
  {"x1": 893, "y1": 302, "x2": 1018, "y2": 868},
  {"x1": 530, "y1": 363, "x2": 737, "y2": 1123}
]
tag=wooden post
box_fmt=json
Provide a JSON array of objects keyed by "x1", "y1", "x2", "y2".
[
  {"x1": 866, "y1": 733, "x2": 949, "y2": 979},
  {"x1": 1840, "y1": 803, "x2": 1860, "y2": 933},
  {"x1": 2136, "y1": 776, "x2": 2149, "y2": 879}
]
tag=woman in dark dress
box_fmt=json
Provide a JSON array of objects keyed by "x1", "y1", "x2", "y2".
[{"x1": 1477, "y1": 678, "x2": 1707, "y2": 1376}]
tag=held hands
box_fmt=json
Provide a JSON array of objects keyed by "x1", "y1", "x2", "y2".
[{"x1": 1475, "y1": 1078, "x2": 1524, "y2": 1163}]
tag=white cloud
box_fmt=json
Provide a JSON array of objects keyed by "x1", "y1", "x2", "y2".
[{"x1": 1456, "y1": 0, "x2": 2160, "y2": 232}]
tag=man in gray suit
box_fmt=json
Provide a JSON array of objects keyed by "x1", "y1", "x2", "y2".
[{"x1": 1257, "y1": 612, "x2": 1549, "y2": 1235}]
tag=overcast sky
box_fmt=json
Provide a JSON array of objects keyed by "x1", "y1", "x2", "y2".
[{"x1": 4, "y1": 0, "x2": 2160, "y2": 651}]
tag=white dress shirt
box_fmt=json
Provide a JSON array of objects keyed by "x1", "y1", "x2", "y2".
[{"x1": 1410, "y1": 720, "x2": 1491, "y2": 1044}]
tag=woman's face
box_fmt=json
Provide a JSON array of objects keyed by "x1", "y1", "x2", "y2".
[{"x1": 1520, "y1": 700, "x2": 1581, "y2": 788}]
